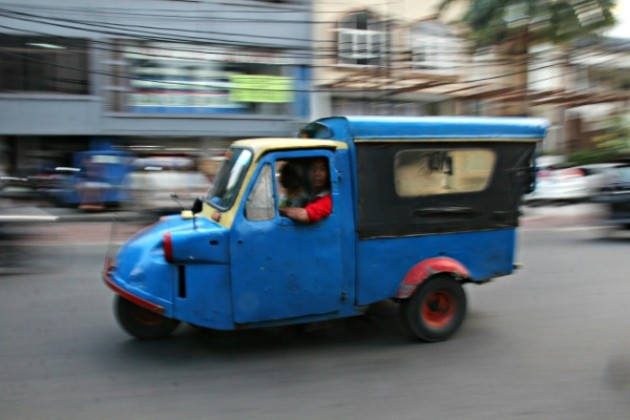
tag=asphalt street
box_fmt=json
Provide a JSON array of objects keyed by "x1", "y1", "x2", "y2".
[{"x1": 2, "y1": 223, "x2": 630, "y2": 419}]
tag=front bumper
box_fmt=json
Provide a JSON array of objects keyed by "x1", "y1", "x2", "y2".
[{"x1": 103, "y1": 257, "x2": 165, "y2": 314}]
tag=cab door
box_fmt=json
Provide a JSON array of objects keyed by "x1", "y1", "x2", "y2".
[{"x1": 230, "y1": 151, "x2": 344, "y2": 324}]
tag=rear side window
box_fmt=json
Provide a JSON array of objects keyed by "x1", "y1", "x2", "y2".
[
  {"x1": 394, "y1": 149, "x2": 495, "y2": 197},
  {"x1": 356, "y1": 141, "x2": 536, "y2": 238}
]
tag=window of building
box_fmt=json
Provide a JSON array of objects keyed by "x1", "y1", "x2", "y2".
[
  {"x1": 337, "y1": 11, "x2": 386, "y2": 66},
  {"x1": 410, "y1": 22, "x2": 461, "y2": 75},
  {"x1": 394, "y1": 149, "x2": 495, "y2": 197},
  {"x1": 0, "y1": 36, "x2": 89, "y2": 94}
]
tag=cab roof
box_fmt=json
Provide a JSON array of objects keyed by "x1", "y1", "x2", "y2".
[
  {"x1": 231, "y1": 138, "x2": 347, "y2": 154},
  {"x1": 301, "y1": 116, "x2": 549, "y2": 141}
]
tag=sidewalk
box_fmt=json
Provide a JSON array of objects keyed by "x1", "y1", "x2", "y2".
[
  {"x1": 1, "y1": 203, "x2": 149, "y2": 223},
  {"x1": 1, "y1": 205, "x2": 153, "y2": 245}
]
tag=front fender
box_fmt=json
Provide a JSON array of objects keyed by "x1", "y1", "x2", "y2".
[
  {"x1": 104, "y1": 213, "x2": 224, "y2": 318},
  {"x1": 395, "y1": 257, "x2": 470, "y2": 299},
  {"x1": 103, "y1": 259, "x2": 167, "y2": 315}
]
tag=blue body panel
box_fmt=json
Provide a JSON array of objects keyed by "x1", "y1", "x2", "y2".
[
  {"x1": 229, "y1": 150, "x2": 347, "y2": 325},
  {"x1": 175, "y1": 264, "x2": 234, "y2": 330},
  {"x1": 112, "y1": 218, "x2": 178, "y2": 316},
  {"x1": 355, "y1": 229, "x2": 516, "y2": 305},
  {"x1": 112, "y1": 215, "x2": 232, "y2": 324},
  {"x1": 170, "y1": 227, "x2": 230, "y2": 265}
]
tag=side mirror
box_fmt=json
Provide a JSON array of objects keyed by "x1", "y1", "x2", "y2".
[{"x1": 191, "y1": 197, "x2": 203, "y2": 214}]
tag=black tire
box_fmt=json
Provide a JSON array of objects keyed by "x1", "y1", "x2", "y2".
[
  {"x1": 114, "y1": 295, "x2": 180, "y2": 340},
  {"x1": 399, "y1": 275, "x2": 467, "y2": 342}
]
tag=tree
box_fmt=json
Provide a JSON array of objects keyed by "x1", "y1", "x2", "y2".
[
  {"x1": 588, "y1": 112, "x2": 630, "y2": 158},
  {"x1": 562, "y1": 112, "x2": 630, "y2": 164},
  {"x1": 438, "y1": 0, "x2": 617, "y2": 115}
]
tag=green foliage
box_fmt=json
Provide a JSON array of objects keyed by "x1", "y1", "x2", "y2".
[
  {"x1": 438, "y1": 0, "x2": 617, "y2": 48},
  {"x1": 567, "y1": 149, "x2": 617, "y2": 165},
  {"x1": 568, "y1": 113, "x2": 630, "y2": 165},
  {"x1": 593, "y1": 113, "x2": 630, "y2": 151}
]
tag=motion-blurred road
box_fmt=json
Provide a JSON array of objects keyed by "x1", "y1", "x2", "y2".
[{"x1": 2, "y1": 203, "x2": 630, "y2": 419}]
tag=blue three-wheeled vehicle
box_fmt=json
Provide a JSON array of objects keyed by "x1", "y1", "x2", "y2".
[{"x1": 103, "y1": 116, "x2": 548, "y2": 342}]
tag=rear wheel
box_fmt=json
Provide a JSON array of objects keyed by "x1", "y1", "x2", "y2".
[
  {"x1": 399, "y1": 275, "x2": 466, "y2": 342},
  {"x1": 114, "y1": 295, "x2": 180, "y2": 340}
]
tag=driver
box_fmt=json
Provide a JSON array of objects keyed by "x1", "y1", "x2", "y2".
[{"x1": 279, "y1": 157, "x2": 332, "y2": 223}]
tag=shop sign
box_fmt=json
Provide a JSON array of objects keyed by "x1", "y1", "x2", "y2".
[
  {"x1": 229, "y1": 75, "x2": 294, "y2": 103},
  {"x1": 121, "y1": 43, "x2": 295, "y2": 113}
]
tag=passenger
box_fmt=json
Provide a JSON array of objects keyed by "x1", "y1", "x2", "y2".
[
  {"x1": 278, "y1": 162, "x2": 308, "y2": 208},
  {"x1": 279, "y1": 157, "x2": 332, "y2": 223}
]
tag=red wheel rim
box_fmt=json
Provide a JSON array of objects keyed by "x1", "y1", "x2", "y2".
[{"x1": 422, "y1": 290, "x2": 456, "y2": 328}]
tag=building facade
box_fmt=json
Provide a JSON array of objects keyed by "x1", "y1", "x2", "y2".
[
  {"x1": 2, "y1": 0, "x2": 628, "y2": 176},
  {"x1": 562, "y1": 38, "x2": 630, "y2": 154},
  {"x1": 0, "y1": 0, "x2": 312, "y2": 174},
  {"x1": 310, "y1": 0, "x2": 630, "y2": 156},
  {"x1": 310, "y1": 0, "x2": 504, "y2": 120}
]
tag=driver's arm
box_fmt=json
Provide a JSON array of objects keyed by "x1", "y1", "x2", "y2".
[
  {"x1": 279, "y1": 206, "x2": 310, "y2": 223},
  {"x1": 279, "y1": 195, "x2": 332, "y2": 224}
]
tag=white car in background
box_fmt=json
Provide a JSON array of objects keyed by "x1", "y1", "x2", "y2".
[
  {"x1": 125, "y1": 156, "x2": 212, "y2": 215},
  {"x1": 524, "y1": 163, "x2": 622, "y2": 205}
]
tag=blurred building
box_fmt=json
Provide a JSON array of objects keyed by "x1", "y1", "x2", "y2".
[
  {"x1": 310, "y1": 0, "x2": 479, "y2": 119},
  {"x1": 563, "y1": 38, "x2": 630, "y2": 154},
  {"x1": 310, "y1": 0, "x2": 558, "y2": 119},
  {"x1": 310, "y1": 0, "x2": 630, "y2": 155},
  {"x1": 2, "y1": 0, "x2": 628, "y2": 172},
  {"x1": 0, "y1": 0, "x2": 312, "y2": 173}
]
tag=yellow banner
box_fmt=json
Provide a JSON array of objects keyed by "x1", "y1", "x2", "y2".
[{"x1": 229, "y1": 75, "x2": 294, "y2": 103}]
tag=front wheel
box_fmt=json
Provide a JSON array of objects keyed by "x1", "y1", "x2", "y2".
[
  {"x1": 114, "y1": 295, "x2": 180, "y2": 340},
  {"x1": 399, "y1": 275, "x2": 466, "y2": 342}
]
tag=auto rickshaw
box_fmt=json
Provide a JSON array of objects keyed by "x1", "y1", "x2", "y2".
[{"x1": 103, "y1": 116, "x2": 548, "y2": 342}]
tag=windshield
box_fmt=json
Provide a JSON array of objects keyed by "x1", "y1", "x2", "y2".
[{"x1": 206, "y1": 148, "x2": 253, "y2": 210}]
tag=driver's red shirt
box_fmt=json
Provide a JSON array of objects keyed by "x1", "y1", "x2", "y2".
[{"x1": 305, "y1": 193, "x2": 332, "y2": 223}]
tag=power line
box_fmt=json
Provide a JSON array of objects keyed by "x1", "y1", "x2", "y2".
[
  {"x1": 0, "y1": 8, "x2": 314, "y2": 49},
  {"x1": 2, "y1": 35, "x2": 628, "y2": 98},
  {"x1": 6, "y1": 11, "x2": 625, "y2": 69},
  {"x1": 0, "y1": 1, "x2": 312, "y2": 16},
  {"x1": 5, "y1": 2, "x2": 627, "y2": 64},
  {"x1": 1, "y1": 4, "x2": 629, "y2": 93}
]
